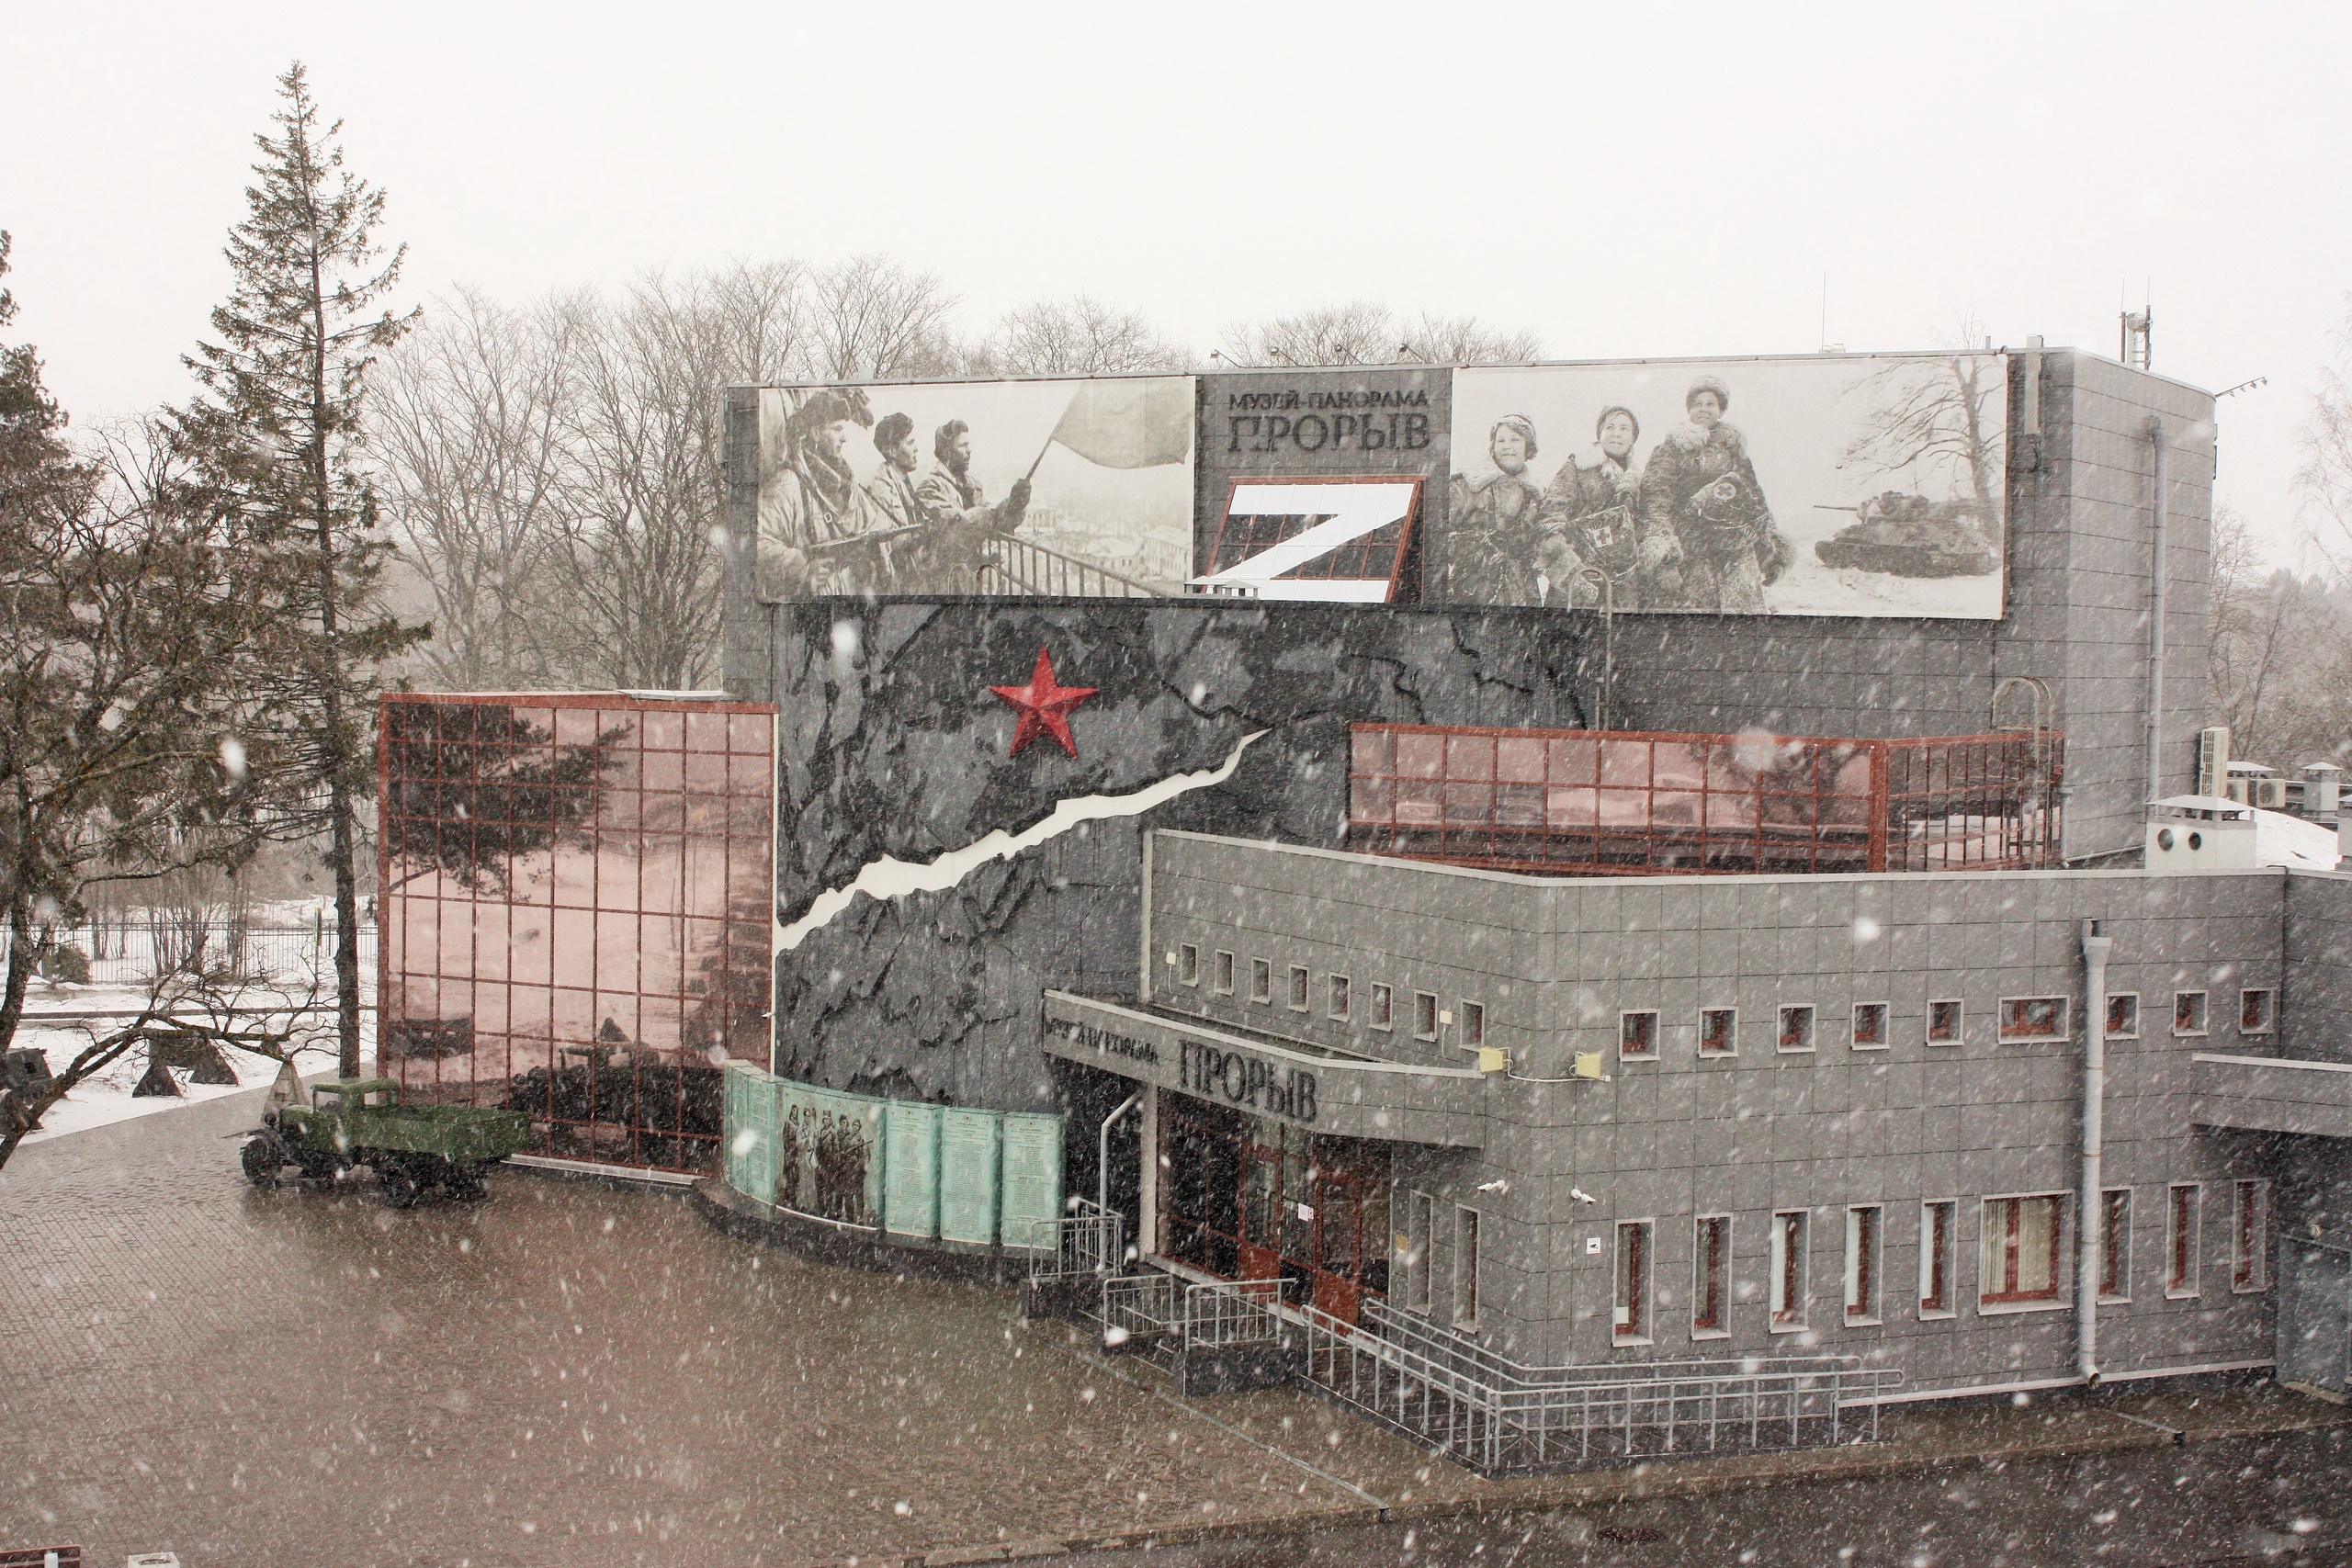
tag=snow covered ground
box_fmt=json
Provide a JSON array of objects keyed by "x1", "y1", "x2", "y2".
[{"x1": 12, "y1": 980, "x2": 367, "y2": 1146}]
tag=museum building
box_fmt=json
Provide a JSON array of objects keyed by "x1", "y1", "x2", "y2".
[{"x1": 379, "y1": 346, "x2": 2352, "y2": 1467}]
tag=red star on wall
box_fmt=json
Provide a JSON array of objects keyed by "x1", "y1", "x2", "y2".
[{"x1": 989, "y1": 647, "x2": 1098, "y2": 758}]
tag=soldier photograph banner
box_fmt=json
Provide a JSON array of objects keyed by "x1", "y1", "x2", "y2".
[
  {"x1": 1440, "y1": 355, "x2": 2008, "y2": 619},
  {"x1": 752, "y1": 376, "x2": 1195, "y2": 602}
]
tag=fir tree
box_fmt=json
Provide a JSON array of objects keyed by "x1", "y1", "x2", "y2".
[{"x1": 179, "y1": 64, "x2": 427, "y2": 1077}]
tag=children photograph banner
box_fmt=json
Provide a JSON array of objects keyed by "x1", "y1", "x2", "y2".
[
  {"x1": 752, "y1": 376, "x2": 1195, "y2": 602},
  {"x1": 1441, "y1": 355, "x2": 2008, "y2": 619}
]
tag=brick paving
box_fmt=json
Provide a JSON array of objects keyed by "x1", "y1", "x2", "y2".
[{"x1": 3, "y1": 1089, "x2": 2341, "y2": 1568}]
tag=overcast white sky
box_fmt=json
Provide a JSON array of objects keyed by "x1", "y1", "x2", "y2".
[{"x1": 6, "y1": 3, "x2": 2346, "y2": 562}]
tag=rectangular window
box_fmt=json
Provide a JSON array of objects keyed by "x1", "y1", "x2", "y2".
[
  {"x1": 1778, "y1": 1004, "x2": 1815, "y2": 1054},
  {"x1": 1328, "y1": 975, "x2": 1351, "y2": 1021},
  {"x1": 2099, "y1": 1189, "x2": 2132, "y2": 1303},
  {"x1": 1769, "y1": 1210, "x2": 1808, "y2": 1330},
  {"x1": 1407, "y1": 1190, "x2": 1433, "y2": 1313},
  {"x1": 2173, "y1": 990, "x2": 2208, "y2": 1036},
  {"x1": 2106, "y1": 993, "x2": 2140, "y2": 1040},
  {"x1": 1213, "y1": 951, "x2": 1235, "y2": 995},
  {"x1": 1619, "y1": 1010, "x2": 1659, "y2": 1061},
  {"x1": 1286, "y1": 964, "x2": 1309, "y2": 1011},
  {"x1": 1999, "y1": 997, "x2": 2070, "y2": 1042},
  {"x1": 2233, "y1": 1179, "x2": 2270, "y2": 1292},
  {"x1": 1845, "y1": 1205, "x2": 1883, "y2": 1325},
  {"x1": 1692, "y1": 1214, "x2": 1731, "y2": 1337},
  {"x1": 1453, "y1": 1206, "x2": 1481, "y2": 1326},
  {"x1": 1851, "y1": 1002, "x2": 1888, "y2": 1049},
  {"x1": 1699, "y1": 1008, "x2": 1737, "y2": 1057},
  {"x1": 2240, "y1": 988, "x2": 2276, "y2": 1035},
  {"x1": 1414, "y1": 991, "x2": 1440, "y2": 1042},
  {"x1": 1613, "y1": 1220, "x2": 1653, "y2": 1343},
  {"x1": 2166, "y1": 1184, "x2": 2201, "y2": 1298},
  {"x1": 1928, "y1": 998, "x2": 1962, "y2": 1044},
  {"x1": 1919, "y1": 1200, "x2": 1956, "y2": 1317},
  {"x1": 1178, "y1": 943, "x2": 1199, "y2": 986},
  {"x1": 1460, "y1": 1000, "x2": 1485, "y2": 1047},
  {"x1": 1369, "y1": 982, "x2": 1394, "y2": 1031},
  {"x1": 1980, "y1": 1194, "x2": 2065, "y2": 1306},
  {"x1": 1249, "y1": 958, "x2": 1272, "y2": 1004}
]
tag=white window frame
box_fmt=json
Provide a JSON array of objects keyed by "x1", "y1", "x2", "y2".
[
  {"x1": 1612, "y1": 1218, "x2": 1656, "y2": 1345},
  {"x1": 2165, "y1": 1182, "x2": 2202, "y2": 1299},
  {"x1": 1178, "y1": 943, "x2": 1200, "y2": 986},
  {"x1": 1918, "y1": 1199, "x2": 1958, "y2": 1319},
  {"x1": 1453, "y1": 1205, "x2": 1482, "y2": 1327},
  {"x1": 1769, "y1": 1209, "x2": 1809, "y2": 1332},
  {"x1": 1405, "y1": 1190, "x2": 1434, "y2": 1314},
  {"x1": 1213, "y1": 950, "x2": 1235, "y2": 995},
  {"x1": 1691, "y1": 1213, "x2": 1732, "y2": 1340},
  {"x1": 1996, "y1": 996, "x2": 2072, "y2": 1043},
  {"x1": 1927, "y1": 998, "x2": 1963, "y2": 1045},
  {"x1": 1850, "y1": 1001, "x2": 1890, "y2": 1051},
  {"x1": 2105, "y1": 992, "x2": 2141, "y2": 1041},
  {"x1": 1845, "y1": 1204, "x2": 1883, "y2": 1325},
  {"x1": 1698, "y1": 1007, "x2": 1737, "y2": 1058},
  {"x1": 2172, "y1": 990, "x2": 2209, "y2": 1038},
  {"x1": 2239, "y1": 987, "x2": 2277, "y2": 1036},
  {"x1": 1328, "y1": 974, "x2": 1351, "y2": 1021},
  {"x1": 1977, "y1": 1191, "x2": 2069, "y2": 1314},
  {"x1": 1413, "y1": 990, "x2": 1441, "y2": 1043},
  {"x1": 1249, "y1": 957, "x2": 1272, "y2": 1005},
  {"x1": 1286, "y1": 963, "x2": 1309, "y2": 1012},
  {"x1": 1368, "y1": 982, "x2": 1393, "y2": 1032},
  {"x1": 1460, "y1": 999, "x2": 1486, "y2": 1047},
  {"x1": 2233, "y1": 1179, "x2": 2271, "y2": 1292},
  {"x1": 1777, "y1": 1003, "x2": 1816, "y2": 1055},
  {"x1": 1619, "y1": 1009, "x2": 1659, "y2": 1062},
  {"x1": 2098, "y1": 1187, "x2": 2132, "y2": 1304}
]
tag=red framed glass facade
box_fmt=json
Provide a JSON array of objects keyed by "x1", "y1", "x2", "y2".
[
  {"x1": 1346, "y1": 723, "x2": 2061, "y2": 877},
  {"x1": 379, "y1": 694, "x2": 775, "y2": 1174}
]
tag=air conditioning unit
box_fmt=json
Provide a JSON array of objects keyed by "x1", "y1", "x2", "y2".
[{"x1": 2196, "y1": 727, "x2": 2230, "y2": 798}]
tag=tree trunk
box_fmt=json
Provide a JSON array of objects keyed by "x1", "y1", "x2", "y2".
[{"x1": 307, "y1": 237, "x2": 364, "y2": 1079}]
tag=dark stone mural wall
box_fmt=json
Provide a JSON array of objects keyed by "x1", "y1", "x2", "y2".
[{"x1": 763, "y1": 601, "x2": 1593, "y2": 1111}]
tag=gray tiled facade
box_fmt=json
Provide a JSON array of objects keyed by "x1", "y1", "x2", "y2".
[{"x1": 1146, "y1": 832, "x2": 2329, "y2": 1392}]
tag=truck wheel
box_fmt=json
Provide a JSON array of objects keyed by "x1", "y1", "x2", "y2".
[
  {"x1": 241, "y1": 1137, "x2": 284, "y2": 1187},
  {"x1": 380, "y1": 1158, "x2": 424, "y2": 1209},
  {"x1": 447, "y1": 1163, "x2": 489, "y2": 1201}
]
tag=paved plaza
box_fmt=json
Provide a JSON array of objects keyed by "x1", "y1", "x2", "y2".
[{"x1": 3, "y1": 1087, "x2": 2343, "y2": 1568}]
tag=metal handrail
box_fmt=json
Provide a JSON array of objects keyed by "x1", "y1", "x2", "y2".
[
  {"x1": 978, "y1": 536, "x2": 1165, "y2": 598},
  {"x1": 1026, "y1": 1198, "x2": 1125, "y2": 1280}
]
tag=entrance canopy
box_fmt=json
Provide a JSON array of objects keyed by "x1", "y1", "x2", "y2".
[{"x1": 1041, "y1": 991, "x2": 1487, "y2": 1149}]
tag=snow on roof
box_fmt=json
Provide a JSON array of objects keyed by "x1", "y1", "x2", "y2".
[
  {"x1": 2256, "y1": 808, "x2": 2344, "y2": 870},
  {"x1": 2152, "y1": 794, "x2": 2254, "y2": 816}
]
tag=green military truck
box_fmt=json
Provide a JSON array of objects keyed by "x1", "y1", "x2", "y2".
[{"x1": 242, "y1": 1077, "x2": 530, "y2": 1206}]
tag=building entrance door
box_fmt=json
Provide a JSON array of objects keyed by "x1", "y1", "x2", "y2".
[{"x1": 1159, "y1": 1096, "x2": 1391, "y2": 1324}]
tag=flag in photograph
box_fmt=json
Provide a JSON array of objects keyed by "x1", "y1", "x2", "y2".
[{"x1": 1046, "y1": 378, "x2": 1193, "y2": 469}]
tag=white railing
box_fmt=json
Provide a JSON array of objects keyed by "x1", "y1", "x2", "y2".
[
  {"x1": 1182, "y1": 1277, "x2": 1288, "y2": 1351},
  {"x1": 1301, "y1": 1299, "x2": 1903, "y2": 1475},
  {"x1": 1102, "y1": 1271, "x2": 1181, "y2": 1343},
  {"x1": 1025, "y1": 1198, "x2": 1125, "y2": 1280}
]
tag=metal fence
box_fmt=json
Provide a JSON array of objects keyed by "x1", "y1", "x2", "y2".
[
  {"x1": 1102, "y1": 1271, "x2": 1181, "y2": 1346},
  {"x1": 1026, "y1": 1199, "x2": 1126, "y2": 1280},
  {"x1": 9, "y1": 921, "x2": 377, "y2": 994},
  {"x1": 979, "y1": 536, "x2": 1164, "y2": 598},
  {"x1": 1301, "y1": 1297, "x2": 1903, "y2": 1476},
  {"x1": 1182, "y1": 1277, "x2": 1288, "y2": 1352}
]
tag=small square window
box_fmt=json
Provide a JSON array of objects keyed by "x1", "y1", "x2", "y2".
[
  {"x1": 1461, "y1": 1000, "x2": 1485, "y2": 1047},
  {"x1": 1851, "y1": 1002, "x2": 1888, "y2": 1049},
  {"x1": 2105, "y1": 993, "x2": 2140, "y2": 1040},
  {"x1": 2240, "y1": 988, "x2": 2276, "y2": 1034},
  {"x1": 1928, "y1": 999, "x2": 1962, "y2": 1044},
  {"x1": 2173, "y1": 990, "x2": 2208, "y2": 1036},
  {"x1": 1287, "y1": 964, "x2": 1309, "y2": 1011},
  {"x1": 1413, "y1": 991, "x2": 1440, "y2": 1042},
  {"x1": 1620, "y1": 1010, "x2": 1659, "y2": 1060},
  {"x1": 1250, "y1": 958, "x2": 1272, "y2": 1004},
  {"x1": 1178, "y1": 944, "x2": 1199, "y2": 986},
  {"x1": 1999, "y1": 997, "x2": 2069, "y2": 1043},
  {"x1": 1214, "y1": 951, "x2": 1235, "y2": 995},
  {"x1": 1778, "y1": 1004, "x2": 1815, "y2": 1054},
  {"x1": 1329, "y1": 975, "x2": 1351, "y2": 1021},
  {"x1": 1699, "y1": 1008, "x2": 1737, "y2": 1057},
  {"x1": 1369, "y1": 983, "x2": 1394, "y2": 1031}
]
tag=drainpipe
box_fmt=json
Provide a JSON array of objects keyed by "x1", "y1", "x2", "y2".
[
  {"x1": 2078, "y1": 919, "x2": 2111, "y2": 1383},
  {"x1": 2145, "y1": 419, "x2": 2169, "y2": 806},
  {"x1": 1099, "y1": 1089, "x2": 1143, "y2": 1219}
]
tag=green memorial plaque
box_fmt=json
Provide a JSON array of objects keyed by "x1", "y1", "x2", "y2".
[{"x1": 938, "y1": 1108, "x2": 1002, "y2": 1246}]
